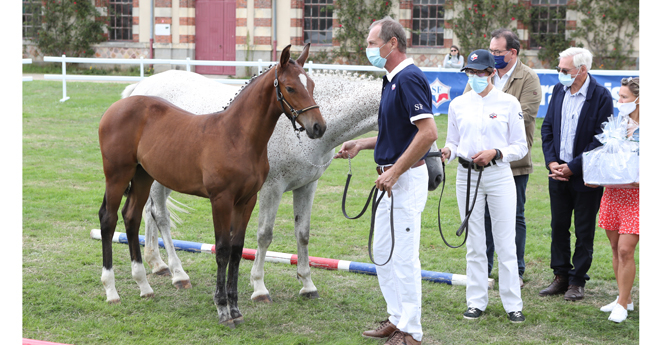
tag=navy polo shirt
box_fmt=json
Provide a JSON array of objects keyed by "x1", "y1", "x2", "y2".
[{"x1": 374, "y1": 59, "x2": 434, "y2": 166}]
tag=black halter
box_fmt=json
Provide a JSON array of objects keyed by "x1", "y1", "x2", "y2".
[{"x1": 274, "y1": 65, "x2": 320, "y2": 135}]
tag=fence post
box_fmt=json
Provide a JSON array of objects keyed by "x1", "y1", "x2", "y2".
[
  {"x1": 308, "y1": 61, "x2": 313, "y2": 74},
  {"x1": 140, "y1": 57, "x2": 144, "y2": 79},
  {"x1": 186, "y1": 57, "x2": 191, "y2": 72},
  {"x1": 60, "y1": 54, "x2": 70, "y2": 102},
  {"x1": 257, "y1": 59, "x2": 263, "y2": 74}
]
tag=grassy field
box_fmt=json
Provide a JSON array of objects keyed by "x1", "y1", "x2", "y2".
[{"x1": 22, "y1": 80, "x2": 639, "y2": 344}]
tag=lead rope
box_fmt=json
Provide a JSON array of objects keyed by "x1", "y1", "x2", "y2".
[{"x1": 341, "y1": 154, "x2": 395, "y2": 266}]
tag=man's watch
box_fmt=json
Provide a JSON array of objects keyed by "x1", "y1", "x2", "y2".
[{"x1": 494, "y1": 149, "x2": 502, "y2": 160}]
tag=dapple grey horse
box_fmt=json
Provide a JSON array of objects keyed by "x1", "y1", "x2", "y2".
[{"x1": 122, "y1": 69, "x2": 444, "y2": 302}]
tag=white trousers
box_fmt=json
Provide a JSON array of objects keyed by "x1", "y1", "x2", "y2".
[
  {"x1": 456, "y1": 164, "x2": 523, "y2": 313},
  {"x1": 374, "y1": 165, "x2": 428, "y2": 342}
]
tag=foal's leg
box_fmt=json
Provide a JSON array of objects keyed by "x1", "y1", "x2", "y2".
[
  {"x1": 292, "y1": 181, "x2": 319, "y2": 299},
  {"x1": 250, "y1": 182, "x2": 286, "y2": 302},
  {"x1": 227, "y1": 195, "x2": 256, "y2": 325},
  {"x1": 210, "y1": 194, "x2": 234, "y2": 327},
  {"x1": 99, "y1": 172, "x2": 135, "y2": 304},
  {"x1": 121, "y1": 165, "x2": 155, "y2": 298},
  {"x1": 144, "y1": 183, "x2": 191, "y2": 289}
]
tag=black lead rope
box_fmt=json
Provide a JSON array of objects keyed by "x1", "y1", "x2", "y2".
[
  {"x1": 425, "y1": 152, "x2": 483, "y2": 249},
  {"x1": 341, "y1": 156, "x2": 395, "y2": 267}
]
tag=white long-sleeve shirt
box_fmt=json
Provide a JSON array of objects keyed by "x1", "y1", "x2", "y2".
[
  {"x1": 444, "y1": 87, "x2": 528, "y2": 167},
  {"x1": 443, "y1": 54, "x2": 464, "y2": 69}
]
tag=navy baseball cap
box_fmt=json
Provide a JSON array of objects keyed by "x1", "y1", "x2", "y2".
[{"x1": 461, "y1": 49, "x2": 495, "y2": 71}]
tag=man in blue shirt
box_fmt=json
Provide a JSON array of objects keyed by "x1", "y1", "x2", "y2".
[{"x1": 334, "y1": 16, "x2": 437, "y2": 345}]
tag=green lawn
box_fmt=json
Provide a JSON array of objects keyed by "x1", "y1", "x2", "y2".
[{"x1": 22, "y1": 80, "x2": 639, "y2": 344}]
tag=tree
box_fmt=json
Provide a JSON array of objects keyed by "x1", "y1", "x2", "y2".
[
  {"x1": 569, "y1": 0, "x2": 639, "y2": 70},
  {"x1": 34, "y1": 0, "x2": 108, "y2": 57},
  {"x1": 312, "y1": 0, "x2": 394, "y2": 65},
  {"x1": 448, "y1": 0, "x2": 524, "y2": 54}
]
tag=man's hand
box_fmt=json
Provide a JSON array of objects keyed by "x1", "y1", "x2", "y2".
[
  {"x1": 334, "y1": 140, "x2": 360, "y2": 159},
  {"x1": 472, "y1": 149, "x2": 497, "y2": 166},
  {"x1": 548, "y1": 162, "x2": 569, "y2": 181},
  {"x1": 375, "y1": 167, "x2": 399, "y2": 197}
]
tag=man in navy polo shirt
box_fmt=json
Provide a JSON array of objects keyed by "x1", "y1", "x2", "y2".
[{"x1": 334, "y1": 16, "x2": 437, "y2": 345}]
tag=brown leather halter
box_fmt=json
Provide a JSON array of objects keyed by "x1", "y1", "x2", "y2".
[{"x1": 274, "y1": 65, "x2": 320, "y2": 135}]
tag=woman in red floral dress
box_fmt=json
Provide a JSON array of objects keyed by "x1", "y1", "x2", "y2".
[{"x1": 589, "y1": 77, "x2": 639, "y2": 323}]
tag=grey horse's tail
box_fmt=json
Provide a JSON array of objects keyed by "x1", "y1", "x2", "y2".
[
  {"x1": 121, "y1": 83, "x2": 138, "y2": 99},
  {"x1": 165, "y1": 196, "x2": 193, "y2": 228}
]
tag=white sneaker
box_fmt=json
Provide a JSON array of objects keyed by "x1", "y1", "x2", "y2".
[
  {"x1": 600, "y1": 296, "x2": 634, "y2": 312},
  {"x1": 608, "y1": 303, "x2": 628, "y2": 323}
]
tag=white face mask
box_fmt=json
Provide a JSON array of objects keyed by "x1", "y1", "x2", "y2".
[{"x1": 616, "y1": 97, "x2": 638, "y2": 116}]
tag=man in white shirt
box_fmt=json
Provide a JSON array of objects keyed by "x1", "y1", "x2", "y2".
[{"x1": 442, "y1": 49, "x2": 527, "y2": 323}]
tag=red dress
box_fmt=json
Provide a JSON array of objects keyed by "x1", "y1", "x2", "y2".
[{"x1": 598, "y1": 187, "x2": 639, "y2": 235}]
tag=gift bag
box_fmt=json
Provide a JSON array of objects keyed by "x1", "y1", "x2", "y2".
[{"x1": 583, "y1": 115, "x2": 639, "y2": 187}]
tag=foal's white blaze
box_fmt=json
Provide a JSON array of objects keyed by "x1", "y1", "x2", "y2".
[
  {"x1": 131, "y1": 261, "x2": 154, "y2": 297},
  {"x1": 101, "y1": 267, "x2": 120, "y2": 303},
  {"x1": 298, "y1": 73, "x2": 309, "y2": 95}
]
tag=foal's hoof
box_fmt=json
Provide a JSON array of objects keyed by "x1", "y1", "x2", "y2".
[
  {"x1": 107, "y1": 298, "x2": 121, "y2": 305},
  {"x1": 141, "y1": 292, "x2": 155, "y2": 299},
  {"x1": 173, "y1": 280, "x2": 192, "y2": 290},
  {"x1": 219, "y1": 319, "x2": 235, "y2": 329},
  {"x1": 232, "y1": 316, "x2": 244, "y2": 326},
  {"x1": 251, "y1": 294, "x2": 273, "y2": 304},
  {"x1": 300, "y1": 291, "x2": 319, "y2": 299},
  {"x1": 154, "y1": 267, "x2": 172, "y2": 276}
]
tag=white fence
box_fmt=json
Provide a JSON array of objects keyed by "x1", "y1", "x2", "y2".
[
  {"x1": 39, "y1": 55, "x2": 447, "y2": 102},
  {"x1": 23, "y1": 59, "x2": 33, "y2": 82}
]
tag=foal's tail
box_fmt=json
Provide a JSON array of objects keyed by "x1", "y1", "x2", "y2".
[{"x1": 121, "y1": 83, "x2": 138, "y2": 99}]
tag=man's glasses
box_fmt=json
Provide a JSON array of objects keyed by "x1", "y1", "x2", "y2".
[
  {"x1": 464, "y1": 69, "x2": 490, "y2": 77},
  {"x1": 555, "y1": 66, "x2": 578, "y2": 75},
  {"x1": 489, "y1": 49, "x2": 510, "y2": 56}
]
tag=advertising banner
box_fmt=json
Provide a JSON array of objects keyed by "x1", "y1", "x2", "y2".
[{"x1": 424, "y1": 69, "x2": 639, "y2": 118}]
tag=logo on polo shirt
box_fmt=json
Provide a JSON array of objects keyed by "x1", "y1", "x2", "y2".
[
  {"x1": 489, "y1": 113, "x2": 497, "y2": 119},
  {"x1": 392, "y1": 84, "x2": 396, "y2": 91},
  {"x1": 470, "y1": 53, "x2": 478, "y2": 61},
  {"x1": 429, "y1": 78, "x2": 451, "y2": 108},
  {"x1": 519, "y1": 112, "x2": 523, "y2": 119}
]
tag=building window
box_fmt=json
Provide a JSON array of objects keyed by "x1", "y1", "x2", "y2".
[
  {"x1": 529, "y1": 0, "x2": 568, "y2": 48},
  {"x1": 109, "y1": 0, "x2": 133, "y2": 41},
  {"x1": 23, "y1": 0, "x2": 41, "y2": 40},
  {"x1": 412, "y1": 0, "x2": 445, "y2": 47},
  {"x1": 304, "y1": 0, "x2": 333, "y2": 45}
]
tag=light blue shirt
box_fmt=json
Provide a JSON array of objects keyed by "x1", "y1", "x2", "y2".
[{"x1": 559, "y1": 75, "x2": 590, "y2": 162}]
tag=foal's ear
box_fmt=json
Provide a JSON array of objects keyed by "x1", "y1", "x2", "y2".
[
  {"x1": 296, "y1": 43, "x2": 311, "y2": 68},
  {"x1": 280, "y1": 45, "x2": 292, "y2": 69}
]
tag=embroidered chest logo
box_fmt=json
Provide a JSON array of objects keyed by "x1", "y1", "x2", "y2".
[
  {"x1": 489, "y1": 113, "x2": 498, "y2": 119},
  {"x1": 470, "y1": 53, "x2": 478, "y2": 61},
  {"x1": 391, "y1": 84, "x2": 396, "y2": 91}
]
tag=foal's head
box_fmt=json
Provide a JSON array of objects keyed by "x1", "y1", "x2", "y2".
[{"x1": 275, "y1": 44, "x2": 326, "y2": 139}]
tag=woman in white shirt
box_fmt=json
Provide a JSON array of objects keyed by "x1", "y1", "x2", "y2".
[
  {"x1": 440, "y1": 49, "x2": 528, "y2": 324},
  {"x1": 443, "y1": 45, "x2": 464, "y2": 69}
]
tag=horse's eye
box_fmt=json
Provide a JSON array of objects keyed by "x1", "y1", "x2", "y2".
[{"x1": 285, "y1": 87, "x2": 294, "y2": 93}]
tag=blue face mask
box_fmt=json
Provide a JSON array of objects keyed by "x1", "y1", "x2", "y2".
[
  {"x1": 468, "y1": 75, "x2": 489, "y2": 93},
  {"x1": 493, "y1": 51, "x2": 511, "y2": 69},
  {"x1": 558, "y1": 69, "x2": 581, "y2": 87},
  {"x1": 366, "y1": 43, "x2": 393, "y2": 69}
]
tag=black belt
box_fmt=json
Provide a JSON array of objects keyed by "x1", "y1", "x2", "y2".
[
  {"x1": 376, "y1": 159, "x2": 426, "y2": 175},
  {"x1": 458, "y1": 157, "x2": 496, "y2": 170}
]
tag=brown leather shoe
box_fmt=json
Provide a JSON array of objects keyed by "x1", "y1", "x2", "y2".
[
  {"x1": 385, "y1": 330, "x2": 421, "y2": 345},
  {"x1": 362, "y1": 319, "x2": 397, "y2": 339},
  {"x1": 564, "y1": 285, "x2": 585, "y2": 301},
  {"x1": 539, "y1": 274, "x2": 569, "y2": 296}
]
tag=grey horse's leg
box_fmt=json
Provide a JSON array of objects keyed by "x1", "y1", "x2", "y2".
[
  {"x1": 292, "y1": 181, "x2": 319, "y2": 299},
  {"x1": 250, "y1": 182, "x2": 285, "y2": 302},
  {"x1": 144, "y1": 182, "x2": 191, "y2": 289}
]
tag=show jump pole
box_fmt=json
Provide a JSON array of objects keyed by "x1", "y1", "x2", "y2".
[{"x1": 90, "y1": 229, "x2": 493, "y2": 289}]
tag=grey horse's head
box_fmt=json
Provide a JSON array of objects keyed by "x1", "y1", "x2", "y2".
[{"x1": 426, "y1": 141, "x2": 444, "y2": 191}]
